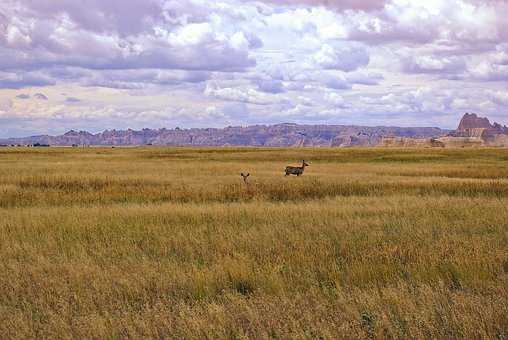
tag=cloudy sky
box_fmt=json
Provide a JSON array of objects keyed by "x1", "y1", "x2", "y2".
[{"x1": 0, "y1": 0, "x2": 507, "y2": 137}]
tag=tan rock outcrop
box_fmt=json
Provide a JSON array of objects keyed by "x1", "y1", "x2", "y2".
[
  {"x1": 380, "y1": 137, "x2": 444, "y2": 148},
  {"x1": 490, "y1": 134, "x2": 508, "y2": 147},
  {"x1": 437, "y1": 137, "x2": 485, "y2": 148}
]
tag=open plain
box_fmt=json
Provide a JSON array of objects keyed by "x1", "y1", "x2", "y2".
[{"x1": 0, "y1": 147, "x2": 507, "y2": 339}]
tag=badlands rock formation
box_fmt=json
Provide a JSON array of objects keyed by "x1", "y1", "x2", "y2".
[
  {"x1": 448, "y1": 113, "x2": 508, "y2": 147},
  {"x1": 2, "y1": 113, "x2": 505, "y2": 148},
  {"x1": 381, "y1": 113, "x2": 508, "y2": 148},
  {"x1": 0, "y1": 124, "x2": 445, "y2": 147},
  {"x1": 451, "y1": 113, "x2": 508, "y2": 138},
  {"x1": 456, "y1": 113, "x2": 494, "y2": 131}
]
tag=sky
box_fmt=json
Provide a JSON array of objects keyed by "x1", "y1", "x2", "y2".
[{"x1": 0, "y1": 0, "x2": 507, "y2": 137}]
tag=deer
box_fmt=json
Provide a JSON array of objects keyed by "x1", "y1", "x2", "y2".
[
  {"x1": 285, "y1": 160, "x2": 309, "y2": 176},
  {"x1": 240, "y1": 173, "x2": 250, "y2": 184}
]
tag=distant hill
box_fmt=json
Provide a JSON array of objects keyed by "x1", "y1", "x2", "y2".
[{"x1": 0, "y1": 123, "x2": 448, "y2": 147}]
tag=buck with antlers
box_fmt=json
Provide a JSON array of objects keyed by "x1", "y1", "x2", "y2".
[
  {"x1": 285, "y1": 160, "x2": 309, "y2": 176},
  {"x1": 240, "y1": 172, "x2": 250, "y2": 183}
]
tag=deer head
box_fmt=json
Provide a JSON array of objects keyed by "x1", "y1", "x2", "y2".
[
  {"x1": 302, "y1": 160, "x2": 309, "y2": 167},
  {"x1": 240, "y1": 173, "x2": 250, "y2": 183}
]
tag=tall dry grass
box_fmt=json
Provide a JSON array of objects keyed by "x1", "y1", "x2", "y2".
[{"x1": 0, "y1": 147, "x2": 507, "y2": 339}]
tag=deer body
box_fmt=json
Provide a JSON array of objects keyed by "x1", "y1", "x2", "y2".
[{"x1": 285, "y1": 160, "x2": 309, "y2": 176}]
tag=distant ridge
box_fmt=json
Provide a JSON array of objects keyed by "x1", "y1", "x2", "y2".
[{"x1": 0, "y1": 123, "x2": 447, "y2": 147}]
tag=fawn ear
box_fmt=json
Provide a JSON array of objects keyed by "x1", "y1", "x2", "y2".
[
  {"x1": 240, "y1": 173, "x2": 244, "y2": 176},
  {"x1": 246, "y1": 173, "x2": 250, "y2": 177}
]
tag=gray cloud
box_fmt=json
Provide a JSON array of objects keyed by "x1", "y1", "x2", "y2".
[
  {"x1": 313, "y1": 44, "x2": 370, "y2": 71},
  {"x1": 65, "y1": 97, "x2": 81, "y2": 103},
  {"x1": 20, "y1": 0, "x2": 164, "y2": 35},
  {"x1": 0, "y1": 1, "x2": 258, "y2": 76},
  {"x1": 253, "y1": 0, "x2": 387, "y2": 11},
  {"x1": 256, "y1": 80, "x2": 286, "y2": 93},
  {"x1": 79, "y1": 69, "x2": 212, "y2": 89},
  {"x1": 0, "y1": 71, "x2": 56, "y2": 89},
  {"x1": 222, "y1": 102, "x2": 250, "y2": 120},
  {"x1": 0, "y1": 98, "x2": 13, "y2": 114},
  {"x1": 0, "y1": 42, "x2": 256, "y2": 73},
  {"x1": 324, "y1": 77, "x2": 352, "y2": 90},
  {"x1": 401, "y1": 55, "x2": 467, "y2": 75},
  {"x1": 205, "y1": 82, "x2": 288, "y2": 105},
  {"x1": 34, "y1": 93, "x2": 48, "y2": 100},
  {"x1": 16, "y1": 94, "x2": 30, "y2": 99},
  {"x1": 345, "y1": 71, "x2": 383, "y2": 85}
]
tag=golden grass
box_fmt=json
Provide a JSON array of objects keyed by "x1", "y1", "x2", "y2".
[{"x1": 0, "y1": 147, "x2": 507, "y2": 339}]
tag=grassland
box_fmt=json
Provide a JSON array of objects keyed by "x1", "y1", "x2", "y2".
[{"x1": 0, "y1": 147, "x2": 507, "y2": 339}]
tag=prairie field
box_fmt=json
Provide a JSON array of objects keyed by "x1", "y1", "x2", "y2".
[{"x1": 0, "y1": 147, "x2": 507, "y2": 339}]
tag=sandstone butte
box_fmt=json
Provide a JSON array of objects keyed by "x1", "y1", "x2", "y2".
[{"x1": 381, "y1": 113, "x2": 508, "y2": 148}]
